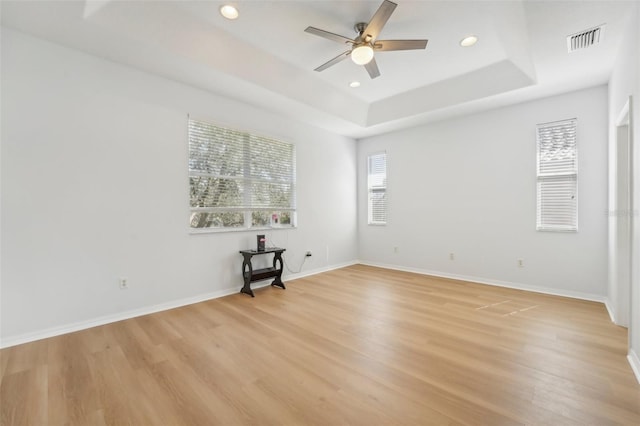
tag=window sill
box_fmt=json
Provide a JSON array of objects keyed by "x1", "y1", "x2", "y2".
[
  {"x1": 189, "y1": 225, "x2": 297, "y2": 235},
  {"x1": 536, "y1": 227, "x2": 577, "y2": 233}
]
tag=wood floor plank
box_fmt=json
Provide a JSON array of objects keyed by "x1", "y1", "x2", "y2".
[
  {"x1": 0, "y1": 366, "x2": 48, "y2": 426},
  {"x1": 1, "y1": 264, "x2": 639, "y2": 425},
  {"x1": 1, "y1": 340, "x2": 48, "y2": 377},
  {"x1": 47, "y1": 333, "x2": 101, "y2": 425}
]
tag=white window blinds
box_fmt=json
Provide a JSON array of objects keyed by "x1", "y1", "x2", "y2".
[
  {"x1": 189, "y1": 119, "x2": 296, "y2": 230},
  {"x1": 536, "y1": 119, "x2": 577, "y2": 231},
  {"x1": 368, "y1": 152, "x2": 387, "y2": 225}
]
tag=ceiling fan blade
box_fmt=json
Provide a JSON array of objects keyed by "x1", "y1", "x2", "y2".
[
  {"x1": 374, "y1": 39, "x2": 428, "y2": 51},
  {"x1": 363, "y1": 0, "x2": 397, "y2": 42},
  {"x1": 305, "y1": 27, "x2": 354, "y2": 45},
  {"x1": 314, "y1": 50, "x2": 351, "y2": 72},
  {"x1": 365, "y1": 57, "x2": 381, "y2": 79}
]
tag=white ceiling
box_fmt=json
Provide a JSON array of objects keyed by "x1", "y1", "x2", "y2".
[{"x1": 1, "y1": 0, "x2": 635, "y2": 138}]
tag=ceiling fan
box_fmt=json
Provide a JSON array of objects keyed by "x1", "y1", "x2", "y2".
[{"x1": 304, "y1": 0, "x2": 428, "y2": 79}]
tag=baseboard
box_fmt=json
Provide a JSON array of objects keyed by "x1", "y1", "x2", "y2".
[
  {"x1": 357, "y1": 260, "x2": 607, "y2": 303},
  {"x1": 0, "y1": 285, "x2": 242, "y2": 349},
  {"x1": 604, "y1": 298, "x2": 617, "y2": 323},
  {"x1": 285, "y1": 260, "x2": 359, "y2": 281},
  {"x1": 0, "y1": 260, "x2": 358, "y2": 349},
  {"x1": 628, "y1": 349, "x2": 640, "y2": 384}
]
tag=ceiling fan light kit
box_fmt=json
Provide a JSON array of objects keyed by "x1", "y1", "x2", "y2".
[
  {"x1": 351, "y1": 45, "x2": 374, "y2": 65},
  {"x1": 304, "y1": 0, "x2": 428, "y2": 79}
]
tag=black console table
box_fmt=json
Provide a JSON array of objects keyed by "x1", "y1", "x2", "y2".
[{"x1": 239, "y1": 247, "x2": 286, "y2": 297}]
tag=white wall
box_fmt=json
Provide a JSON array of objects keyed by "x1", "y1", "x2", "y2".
[
  {"x1": 0, "y1": 28, "x2": 358, "y2": 347},
  {"x1": 358, "y1": 86, "x2": 609, "y2": 300},
  {"x1": 608, "y1": 2, "x2": 640, "y2": 381}
]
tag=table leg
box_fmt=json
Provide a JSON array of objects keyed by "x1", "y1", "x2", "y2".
[
  {"x1": 240, "y1": 253, "x2": 255, "y2": 297},
  {"x1": 271, "y1": 251, "x2": 286, "y2": 290}
]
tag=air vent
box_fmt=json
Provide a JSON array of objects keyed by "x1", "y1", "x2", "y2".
[{"x1": 567, "y1": 25, "x2": 605, "y2": 52}]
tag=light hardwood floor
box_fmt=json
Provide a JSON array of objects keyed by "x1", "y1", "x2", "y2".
[{"x1": 1, "y1": 265, "x2": 639, "y2": 425}]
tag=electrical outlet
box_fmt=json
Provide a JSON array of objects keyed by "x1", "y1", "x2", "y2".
[
  {"x1": 119, "y1": 277, "x2": 129, "y2": 289},
  {"x1": 305, "y1": 251, "x2": 312, "y2": 257},
  {"x1": 449, "y1": 253, "x2": 455, "y2": 261},
  {"x1": 518, "y1": 259, "x2": 524, "y2": 268}
]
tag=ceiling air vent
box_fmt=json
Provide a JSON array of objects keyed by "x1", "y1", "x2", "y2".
[{"x1": 567, "y1": 25, "x2": 605, "y2": 52}]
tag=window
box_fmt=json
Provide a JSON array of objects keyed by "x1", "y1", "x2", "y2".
[
  {"x1": 536, "y1": 119, "x2": 577, "y2": 231},
  {"x1": 188, "y1": 119, "x2": 296, "y2": 231},
  {"x1": 368, "y1": 152, "x2": 387, "y2": 225}
]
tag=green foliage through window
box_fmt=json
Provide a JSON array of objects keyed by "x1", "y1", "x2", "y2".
[{"x1": 189, "y1": 119, "x2": 296, "y2": 231}]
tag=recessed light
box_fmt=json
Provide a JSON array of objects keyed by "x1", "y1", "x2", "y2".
[
  {"x1": 349, "y1": 81, "x2": 361, "y2": 88},
  {"x1": 220, "y1": 5, "x2": 239, "y2": 20},
  {"x1": 460, "y1": 35, "x2": 478, "y2": 47}
]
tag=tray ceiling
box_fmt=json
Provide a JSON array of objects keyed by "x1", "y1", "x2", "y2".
[{"x1": 1, "y1": 1, "x2": 634, "y2": 138}]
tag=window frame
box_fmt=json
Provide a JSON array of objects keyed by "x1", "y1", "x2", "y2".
[
  {"x1": 367, "y1": 151, "x2": 388, "y2": 226},
  {"x1": 535, "y1": 118, "x2": 578, "y2": 232},
  {"x1": 188, "y1": 118, "x2": 296, "y2": 233}
]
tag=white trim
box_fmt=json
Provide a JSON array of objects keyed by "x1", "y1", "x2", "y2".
[
  {"x1": 604, "y1": 297, "x2": 617, "y2": 323},
  {"x1": 0, "y1": 260, "x2": 358, "y2": 349},
  {"x1": 628, "y1": 349, "x2": 640, "y2": 384},
  {"x1": 189, "y1": 225, "x2": 297, "y2": 235},
  {"x1": 0, "y1": 286, "x2": 241, "y2": 349},
  {"x1": 616, "y1": 98, "x2": 630, "y2": 127},
  {"x1": 285, "y1": 260, "x2": 359, "y2": 282},
  {"x1": 358, "y1": 260, "x2": 606, "y2": 303}
]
